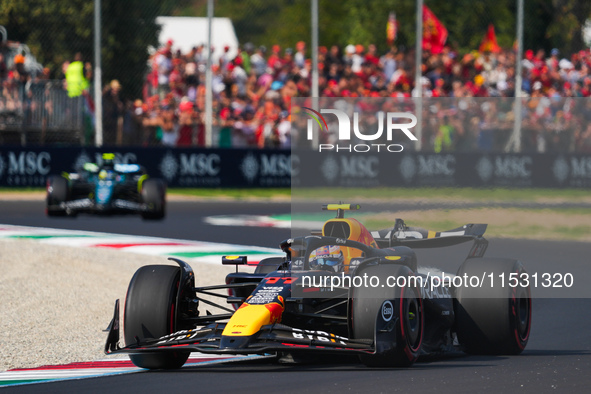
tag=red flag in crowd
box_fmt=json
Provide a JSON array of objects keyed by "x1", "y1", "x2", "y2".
[
  {"x1": 479, "y1": 24, "x2": 501, "y2": 53},
  {"x1": 387, "y1": 12, "x2": 397, "y2": 46},
  {"x1": 422, "y1": 5, "x2": 448, "y2": 54}
]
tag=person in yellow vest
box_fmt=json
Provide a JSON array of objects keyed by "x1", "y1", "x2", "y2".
[
  {"x1": 65, "y1": 52, "x2": 89, "y2": 97},
  {"x1": 434, "y1": 115, "x2": 454, "y2": 153}
]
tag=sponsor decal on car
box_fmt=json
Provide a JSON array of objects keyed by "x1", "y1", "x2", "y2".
[
  {"x1": 291, "y1": 328, "x2": 349, "y2": 345},
  {"x1": 381, "y1": 300, "x2": 394, "y2": 322}
]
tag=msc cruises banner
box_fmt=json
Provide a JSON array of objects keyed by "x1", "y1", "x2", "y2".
[
  {"x1": 0, "y1": 147, "x2": 589, "y2": 188},
  {"x1": 293, "y1": 151, "x2": 591, "y2": 189},
  {"x1": 0, "y1": 147, "x2": 291, "y2": 188}
]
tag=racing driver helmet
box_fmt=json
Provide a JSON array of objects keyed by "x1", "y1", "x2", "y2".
[
  {"x1": 102, "y1": 153, "x2": 115, "y2": 170},
  {"x1": 309, "y1": 245, "x2": 345, "y2": 273},
  {"x1": 99, "y1": 153, "x2": 116, "y2": 180}
]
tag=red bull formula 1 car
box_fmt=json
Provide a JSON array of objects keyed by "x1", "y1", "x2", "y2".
[{"x1": 104, "y1": 204, "x2": 531, "y2": 369}]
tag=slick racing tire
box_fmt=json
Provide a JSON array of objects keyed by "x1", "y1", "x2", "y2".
[
  {"x1": 141, "y1": 179, "x2": 166, "y2": 220},
  {"x1": 46, "y1": 175, "x2": 69, "y2": 217},
  {"x1": 351, "y1": 264, "x2": 423, "y2": 367},
  {"x1": 454, "y1": 258, "x2": 531, "y2": 355},
  {"x1": 124, "y1": 265, "x2": 190, "y2": 369}
]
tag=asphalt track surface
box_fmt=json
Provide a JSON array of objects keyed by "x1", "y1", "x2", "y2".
[
  {"x1": 0, "y1": 199, "x2": 291, "y2": 248},
  {"x1": 2, "y1": 199, "x2": 590, "y2": 393}
]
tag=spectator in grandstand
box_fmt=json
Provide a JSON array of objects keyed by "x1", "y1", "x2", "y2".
[
  {"x1": 576, "y1": 123, "x2": 591, "y2": 153},
  {"x1": 65, "y1": 52, "x2": 90, "y2": 98},
  {"x1": 0, "y1": 53, "x2": 7, "y2": 80},
  {"x1": 102, "y1": 79, "x2": 124, "y2": 145},
  {"x1": 267, "y1": 45, "x2": 282, "y2": 71},
  {"x1": 326, "y1": 45, "x2": 344, "y2": 75},
  {"x1": 140, "y1": 95, "x2": 161, "y2": 146},
  {"x1": 434, "y1": 115, "x2": 454, "y2": 153},
  {"x1": 219, "y1": 45, "x2": 232, "y2": 71},
  {"x1": 250, "y1": 45, "x2": 268, "y2": 76},
  {"x1": 122, "y1": 99, "x2": 144, "y2": 145},
  {"x1": 1, "y1": 78, "x2": 18, "y2": 112},
  {"x1": 379, "y1": 48, "x2": 397, "y2": 83},
  {"x1": 13, "y1": 52, "x2": 28, "y2": 84},
  {"x1": 159, "y1": 98, "x2": 179, "y2": 146},
  {"x1": 177, "y1": 97, "x2": 199, "y2": 146},
  {"x1": 155, "y1": 47, "x2": 173, "y2": 99},
  {"x1": 184, "y1": 60, "x2": 199, "y2": 101},
  {"x1": 294, "y1": 41, "x2": 306, "y2": 69},
  {"x1": 241, "y1": 42, "x2": 255, "y2": 74},
  {"x1": 351, "y1": 45, "x2": 365, "y2": 73},
  {"x1": 276, "y1": 111, "x2": 291, "y2": 148}
]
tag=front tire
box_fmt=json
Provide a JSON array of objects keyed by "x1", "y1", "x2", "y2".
[
  {"x1": 124, "y1": 265, "x2": 190, "y2": 369},
  {"x1": 350, "y1": 264, "x2": 424, "y2": 367},
  {"x1": 46, "y1": 175, "x2": 69, "y2": 217},
  {"x1": 454, "y1": 258, "x2": 531, "y2": 355}
]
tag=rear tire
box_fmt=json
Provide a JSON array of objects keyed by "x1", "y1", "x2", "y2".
[
  {"x1": 454, "y1": 258, "x2": 531, "y2": 355},
  {"x1": 351, "y1": 264, "x2": 423, "y2": 367},
  {"x1": 46, "y1": 175, "x2": 68, "y2": 217},
  {"x1": 141, "y1": 179, "x2": 166, "y2": 220},
  {"x1": 124, "y1": 265, "x2": 190, "y2": 369}
]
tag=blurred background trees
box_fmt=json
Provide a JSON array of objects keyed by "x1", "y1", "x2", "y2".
[
  {"x1": 188, "y1": 0, "x2": 590, "y2": 55},
  {"x1": 0, "y1": 0, "x2": 177, "y2": 99}
]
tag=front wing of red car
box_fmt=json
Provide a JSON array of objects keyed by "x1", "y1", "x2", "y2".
[{"x1": 104, "y1": 299, "x2": 390, "y2": 358}]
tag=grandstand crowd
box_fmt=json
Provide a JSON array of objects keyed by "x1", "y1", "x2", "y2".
[{"x1": 3, "y1": 40, "x2": 591, "y2": 152}]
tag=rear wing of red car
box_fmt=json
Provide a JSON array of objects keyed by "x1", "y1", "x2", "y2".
[{"x1": 371, "y1": 220, "x2": 488, "y2": 258}]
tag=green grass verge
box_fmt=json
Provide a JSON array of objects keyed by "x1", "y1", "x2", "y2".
[
  {"x1": 2, "y1": 186, "x2": 590, "y2": 203},
  {"x1": 289, "y1": 206, "x2": 591, "y2": 241},
  {"x1": 168, "y1": 188, "x2": 291, "y2": 199},
  {"x1": 291, "y1": 187, "x2": 591, "y2": 202},
  {"x1": 358, "y1": 207, "x2": 591, "y2": 241},
  {"x1": 168, "y1": 186, "x2": 591, "y2": 201},
  {"x1": 0, "y1": 187, "x2": 45, "y2": 192}
]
